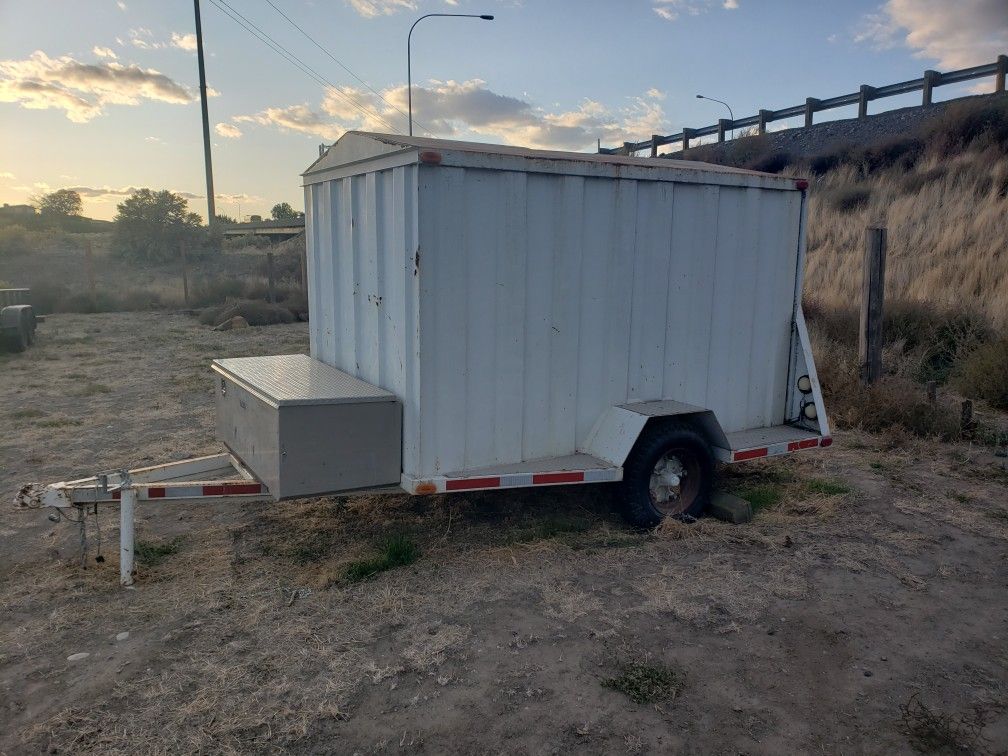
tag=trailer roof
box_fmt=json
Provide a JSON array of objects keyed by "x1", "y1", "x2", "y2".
[{"x1": 303, "y1": 131, "x2": 801, "y2": 191}]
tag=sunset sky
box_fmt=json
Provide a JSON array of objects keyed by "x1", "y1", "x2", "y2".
[{"x1": 1, "y1": 0, "x2": 1006, "y2": 220}]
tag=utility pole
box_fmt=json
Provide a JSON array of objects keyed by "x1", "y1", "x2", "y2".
[{"x1": 194, "y1": 0, "x2": 216, "y2": 226}]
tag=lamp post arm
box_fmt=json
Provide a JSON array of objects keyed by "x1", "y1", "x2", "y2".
[{"x1": 407, "y1": 13, "x2": 493, "y2": 136}]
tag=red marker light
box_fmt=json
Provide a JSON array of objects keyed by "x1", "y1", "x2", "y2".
[
  {"x1": 419, "y1": 151, "x2": 442, "y2": 165},
  {"x1": 820, "y1": 436, "x2": 833, "y2": 448},
  {"x1": 795, "y1": 179, "x2": 809, "y2": 191}
]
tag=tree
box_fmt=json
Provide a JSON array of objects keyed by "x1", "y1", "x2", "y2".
[
  {"x1": 35, "y1": 189, "x2": 82, "y2": 218},
  {"x1": 271, "y1": 202, "x2": 302, "y2": 221},
  {"x1": 112, "y1": 188, "x2": 204, "y2": 261},
  {"x1": 214, "y1": 213, "x2": 237, "y2": 225}
]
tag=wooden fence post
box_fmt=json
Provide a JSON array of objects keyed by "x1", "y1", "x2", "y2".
[
  {"x1": 300, "y1": 244, "x2": 308, "y2": 300},
  {"x1": 180, "y1": 239, "x2": 190, "y2": 307},
  {"x1": 922, "y1": 70, "x2": 940, "y2": 105},
  {"x1": 266, "y1": 250, "x2": 277, "y2": 305},
  {"x1": 804, "y1": 98, "x2": 820, "y2": 128},
  {"x1": 84, "y1": 239, "x2": 97, "y2": 307},
  {"x1": 859, "y1": 227, "x2": 887, "y2": 386},
  {"x1": 858, "y1": 85, "x2": 876, "y2": 119}
]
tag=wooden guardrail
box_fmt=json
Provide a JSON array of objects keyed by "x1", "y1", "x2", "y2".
[{"x1": 601, "y1": 55, "x2": 1008, "y2": 156}]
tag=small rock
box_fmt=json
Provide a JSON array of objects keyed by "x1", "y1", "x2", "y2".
[
  {"x1": 66, "y1": 652, "x2": 90, "y2": 662},
  {"x1": 116, "y1": 631, "x2": 130, "y2": 642},
  {"x1": 863, "y1": 670, "x2": 873, "y2": 677},
  {"x1": 767, "y1": 628, "x2": 776, "y2": 636}
]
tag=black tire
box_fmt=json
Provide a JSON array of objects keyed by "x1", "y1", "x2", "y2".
[
  {"x1": 619, "y1": 421, "x2": 714, "y2": 528},
  {"x1": 3, "y1": 322, "x2": 28, "y2": 352}
]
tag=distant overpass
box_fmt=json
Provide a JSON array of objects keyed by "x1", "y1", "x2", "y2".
[{"x1": 222, "y1": 218, "x2": 304, "y2": 242}]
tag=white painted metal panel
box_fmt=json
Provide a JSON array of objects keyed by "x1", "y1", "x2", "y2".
[
  {"x1": 305, "y1": 132, "x2": 809, "y2": 480},
  {"x1": 305, "y1": 163, "x2": 422, "y2": 473}
]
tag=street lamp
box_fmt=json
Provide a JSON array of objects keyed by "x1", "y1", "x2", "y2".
[
  {"x1": 696, "y1": 93, "x2": 734, "y2": 139},
  {"x1": 408, "y1": 13, "x2": 494, "y2": 136}
]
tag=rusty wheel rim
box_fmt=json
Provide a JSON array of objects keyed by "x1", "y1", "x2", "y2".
[{"x1": 648, "y1": 448, "x2": 701, "y2": 517}]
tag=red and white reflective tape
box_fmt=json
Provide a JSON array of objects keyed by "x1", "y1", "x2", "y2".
[
  {"x1": 405, "y1": 466, "x2": 622, "y2": 494},
  {"x1": 717, "y1": 436, "x2": 832, "y2": 463},
  {"x1": 109, "y1": 481, "x2": 265, "y2": 501}
]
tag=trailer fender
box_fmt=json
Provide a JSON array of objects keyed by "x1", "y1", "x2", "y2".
[{"x1": 583, "y1": 400, "x2": 729, "y2": 467}]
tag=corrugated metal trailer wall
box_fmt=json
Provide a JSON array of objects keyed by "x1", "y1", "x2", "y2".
[
  {"x1": 306, "y1": 150, "x2": 802, "y2": 480},
  {"x1": 305, "y1": 163, "x2": 422, "y2": 476},
  {"x1": 416, "y1": 167, "x2": 801, "y2": 477}
]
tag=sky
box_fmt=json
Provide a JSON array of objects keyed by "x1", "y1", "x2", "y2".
[{"x1": 0, "y1": 0, "x2": 1006, "y2": 221}]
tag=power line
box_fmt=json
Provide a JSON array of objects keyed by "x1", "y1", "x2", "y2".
[
  {"x1": 263, "y1": 0, "x2": 424, "y2": 135},
  {"x1": 207, "y1": 0, "x2": 398, "y2": 132}
]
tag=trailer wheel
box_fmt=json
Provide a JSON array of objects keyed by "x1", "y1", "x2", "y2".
[{"x1": 619, "y1": 422, "x2": 713, "y2": 527}]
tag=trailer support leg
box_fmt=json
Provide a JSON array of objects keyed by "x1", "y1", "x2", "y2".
[{"x1": 120, "y1": 488, "x2": 136, "y2": 587}]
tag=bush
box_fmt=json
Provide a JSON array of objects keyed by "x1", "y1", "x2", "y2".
[
  {"x1": 223, "y1": 234, "x2": 271, "y2": 251},
  {"x1": 808, "y1": 151, "x2": 844, "y2": 175},
  {"x1": 198, "y1": 299, "x2": 296, "y2": 327},
  {"x1": 926, "y1": 97, "x2": 1008, "y2": 157},
  {"x1": 749, "y1": 151, "x2": 793, "y2": 174},
  {"x1": 825, "y1": 185, "x2": 872, "y2": 212},
  {"x1": 953, "y1": 339, "x2": 1008, "y2": 410},
  {"x1": 899, "y1": 165, "x2": 948, "y2": 195},
  {"x1": 0, "y1": 225, "x2": 73, "y2": 257}
]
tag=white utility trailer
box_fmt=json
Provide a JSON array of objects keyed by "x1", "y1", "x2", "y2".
[{"x1": 17, "y1": 132, "x2": 830, "y2": 585}]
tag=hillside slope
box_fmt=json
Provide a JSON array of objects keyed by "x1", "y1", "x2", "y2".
[{"x1": 678, "y1": 95, "x2": 1008, "y2": 325}]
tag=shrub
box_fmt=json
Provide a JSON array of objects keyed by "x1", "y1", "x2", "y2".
[
  {"x1": 926, "y1": 97, "x2": 1008, "y2": 157},
  {"x1": 899, "y1": 165, "x2": 948, "y2": 195},
  {"x1": 749, "y1": 151, "x2": 793, "y2": 174},
  {"x1": 0, "y1": 225, "x2": 73, "y2": 256},
  {"x1": 223, "y1": 234, "x2": 271, "y2": 251},
  {"x1": 199, "y1": 299, "x2": 296, "y2": 327},
  {"x1": 953, "y1": 339, "x2": 1008, "y2": 410},
  {"x1": 808, "y1": 151, "x2": 843, "y2": 175},
  {"x1": 825, "y1": 185, "x2": 872, "y2": 212}
]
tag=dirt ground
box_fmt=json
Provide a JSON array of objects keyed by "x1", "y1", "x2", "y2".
[{"x1": 1, "y1": 313, "x2": 1007, "y2": 755}]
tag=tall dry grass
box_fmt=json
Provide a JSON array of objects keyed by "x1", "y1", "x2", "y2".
[{"x1": 804, "y1": 150, "x2": 1008, "y2": 325}]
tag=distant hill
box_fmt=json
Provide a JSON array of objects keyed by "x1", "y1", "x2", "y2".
[{"x1": 0, "y1": 212, "x2": 112, "y2": 233}]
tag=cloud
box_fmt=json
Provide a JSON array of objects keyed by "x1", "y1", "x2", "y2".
[
  {"x1": 0, "y1": 51, "x2": 194, "y2": 122},
  {"x1": 66, "y1": 185, "x2": 202, "y2": 201},
  {"x1": 117, "y1": 0, "x2": 127, "y2": 10},
  {"x1": 93, "y1": 46, "x2": 118, "y2": 60},
  {"x1": 127, "y1": 28, "x2": 167, "y2": 50},
  {"x1": 230, "y1": 80, "x2": 671, "y2": 152},
  {"x1": 856, "y1": 0, "x2": 1008, "y2": 68},
  {"x1": 215, "y1": 122, "x2": 242, "y2": 138},
  {"x1": 653, "y1": 0, "x2": 740, "y2": 21},
  {"x1": 0, "y1": 171, "x2": 15, "y2": 179},
  {"x1": 345, "y1": 0, "x2": 416, "y2": 17},
  {"x1": 171, "y1": 32, "x2": 197, "y2": 52}
]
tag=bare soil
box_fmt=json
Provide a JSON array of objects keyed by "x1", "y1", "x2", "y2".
[{"x1": 2, "y1": 313, "x2": 1007, "y2": 755}]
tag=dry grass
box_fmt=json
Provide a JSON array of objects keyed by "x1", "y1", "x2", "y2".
[{"x1": 804, "y1": 150, "x2": 1008, "y2": 326}]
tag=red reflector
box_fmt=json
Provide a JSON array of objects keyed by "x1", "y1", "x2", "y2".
[
  {"x1": 202, "y1": 483, "x2": 262, "y2": 496},
  {"x1": 445, "y1": 476, "x2": 500, "y2": 491},
  {"x1": 795, "y1": 179, "x2": 809, "y2": 190},
  {"x1": 734, "y1": 447, "x2": 769, "y2": 461},
  {"x1": 147, "y1": 487, "x2": 166, "y2": 498},
  {"x1": 819, "y1": 437, "x2": 833, "y2": 448},
  {"x1": 532, "y1": 471, "x2": 584, "y2": 485},
  {"x1": 419, "y1": 150, "x2": 442, "y2": 165}
]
